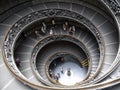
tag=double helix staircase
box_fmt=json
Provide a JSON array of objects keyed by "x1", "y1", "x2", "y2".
[{"x1": 0, "y1": 0, "x2": 120, "y2": 90}]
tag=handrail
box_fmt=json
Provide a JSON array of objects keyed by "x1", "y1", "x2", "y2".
[
  {"x1": 45, "y1": 52, "x2": 89, "y2": 86},
  {"x1": 30, "y1": 35, "x2": 92, "y2": 87},
  {"x1": 84, "y1": 0, "x2": 120, "y2": 85},
  {"x1": 2, "y1": 6, "x2": 108, "y2": 89}
]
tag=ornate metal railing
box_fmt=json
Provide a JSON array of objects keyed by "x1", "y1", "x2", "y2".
[
  {"x1": 2, "y1": 8, "x2": 106, "y2": 89},
  {"x1": 103, "y1": 0, "x2": 120, "y2": 15}
]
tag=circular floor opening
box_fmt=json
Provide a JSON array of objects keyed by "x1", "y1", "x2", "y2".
[{"x1": 48, "y1": 54, "x2": 88, "y2": 86}]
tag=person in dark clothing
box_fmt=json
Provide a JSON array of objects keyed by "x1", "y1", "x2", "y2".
[
  {"x1": 15, "y1": 58, "x2": 21, "y2": 68},
  {"x1": 68, "y1": 26, "x2": 74, "y2": 35}
]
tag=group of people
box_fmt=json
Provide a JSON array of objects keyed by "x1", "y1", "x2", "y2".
[
  {"x1": 34, "y1": 19, "x2": 55, "y2": 36},
  {"x1": 49, "y1": 57, "x2": 65, "y2": 82},
  {"x1": 34, "y1": 19, "x2": 76, "y2": 39},
  {"x1": 34, "y1": 22, "x2": 47, "y2": 39},
  {"x1": 49, "y1": 67, "x2": 64, "y2": 82},
  {"x1": 63, "y1": 21, "x2": 76, "y2": 35},
  {"x1": 49, "y1": 69, "x2": 61, "y2": 82},
  {"x1": 49, "y1": 57, "x2": 72, "y2": 82}
]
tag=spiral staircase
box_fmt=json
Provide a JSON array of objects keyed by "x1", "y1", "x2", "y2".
[{"x1": 0, "y1": 0, "x2": 120, "y2": 90}]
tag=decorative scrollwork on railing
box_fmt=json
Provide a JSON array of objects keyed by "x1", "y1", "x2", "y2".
[
  {"x1": 103, "y1": 0, "x2": 120, "y2": 15},
  {"x1": 3, "y1": 8, "x2": 104, "y2": 87},
  {"x1": 4, "y1": 9, "x2": 104, "y2": 56},
  {"x1": 31, "y1": 35, "x2": 90, "y2": 62}
]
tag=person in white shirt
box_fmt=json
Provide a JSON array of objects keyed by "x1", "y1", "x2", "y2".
[{"x1": 50, "y1": 29, "x2": 54, "y2": 35}]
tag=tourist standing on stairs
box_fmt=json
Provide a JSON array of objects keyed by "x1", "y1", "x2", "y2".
[{"x1": 41, "y1": 22, "x2": 47, "y2": 34}]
